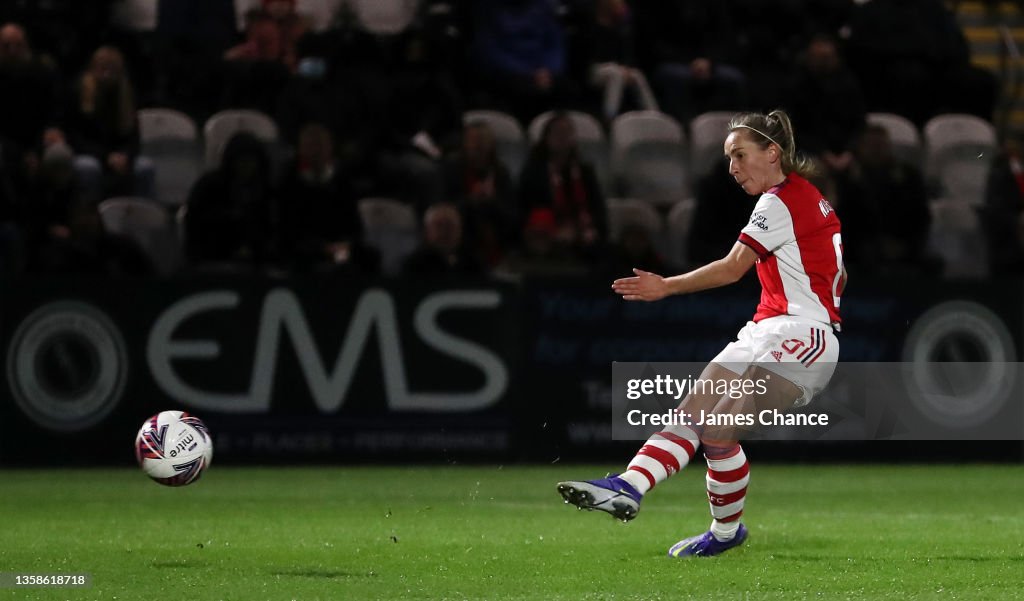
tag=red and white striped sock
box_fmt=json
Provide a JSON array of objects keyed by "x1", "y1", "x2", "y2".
[
  {"x1": 619, "y1": 424, "x2": 701, "y2": 495},
  {"x1": 705, "y1": 445, "x2": 749, "y2": 541}
]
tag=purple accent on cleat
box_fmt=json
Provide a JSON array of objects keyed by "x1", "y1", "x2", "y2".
[
  {"x1": 668, "y1": 524, "x2": 748, "y2": 557},
  {"x1": 587, "y1": 475, "x2": 643, "y2": 504},
  {"x1": 556, "y1": 473, "x2": 643, "y2": 521}
]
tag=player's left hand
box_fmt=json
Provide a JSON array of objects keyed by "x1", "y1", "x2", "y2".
[{"x1": 611, "y1": 268, "x2": 669, "y2": 302}]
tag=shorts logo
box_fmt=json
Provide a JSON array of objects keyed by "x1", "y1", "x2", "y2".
[
  {"x1": 749, "y1": 214, "x2": 768, "y2": 231},
  {"x1": 771, "y1": 351, "x2": 782, "y2": 362},
  {"x1": 796, "y1": 328, "x2": 827, "y2": 367},
  {"x1": 6, "y1": 301, "x2": 128, "y2": 432}
]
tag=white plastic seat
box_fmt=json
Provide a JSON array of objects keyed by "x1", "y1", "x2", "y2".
[
  {"x1": 866, "y1": 112, "x2": 922, "y2": 168},
  {"x1": 927, "y1": 198, "x2": 989, "y2": 279},
  {"x1": 350, "y1": 0, "x2": 419, "y2": 34},
  {"x1": 923, "y1": 114, "x2": 997, "y2": 205},
  {"x1": 611, "y1": 111, "x2": 689, "y2": 204},
  {"x1": 98, "y1": 196, "x2": 181, "y2": 275},
  {"x1": 139, "y1": 108, "x2": 198, "y2": 144},
  {"x1": 665, "y1": 197, "x2": 698, "y2": 269},
  {"x1": 299, "y1": 0, "x2": 347, "y2": 31},
  {"x1": 689, "y1": 111, "x2": 734, "y2": 180},
  {"x1": 138, "y1": 109, "x2": 202, "y2": 206},
  {"x1": 203, "y1": 109, "x2": 279, "y2": 169},
  {"x1": 463, "y1": 110, "x2": 527, "y2": 177},
  {"x1": 357, "y1": 197, "x2": 420, "y2": 276},
  {"x1": 110, "y1": 0, "x2": 158, "y2": 31}
]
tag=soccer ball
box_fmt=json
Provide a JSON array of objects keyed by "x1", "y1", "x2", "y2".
[{"x1": 134, "y1": 411, "x2": 213, "y2": 486}]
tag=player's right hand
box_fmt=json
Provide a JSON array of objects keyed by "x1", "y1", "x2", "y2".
[{"x1": 611, "y1": 268, "x2": 669, "y2": 302}]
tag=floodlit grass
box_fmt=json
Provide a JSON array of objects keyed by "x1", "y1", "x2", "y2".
[{"x1": 2, "y1": 465, "x2": 1022, "y2": 600}]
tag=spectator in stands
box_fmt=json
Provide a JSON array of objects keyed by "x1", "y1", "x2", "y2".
[
  {"x1": 276, "y1": 34, "x2": 378, "y2": 201},
  {"x1": 154, "y1": 0, "x2": 237, "y2": 117},
  {"x1": 496, "y1": 207, "x2": 590, "y2": 277},
  {"x1": 632, "y1": 1, "x2": 745, "y2": 124},
  {"x1": 834, "y1": 124, "x2": 934, "y2": 276},
  {"x1": 403, "y1": 202, "x2": 483, "y2": 275},
  {"x1": 981, "y1": 138, "x2": 1024, "y2": 275},
  {"x1": 278, "y1": 123, "x2": 377, "y2": 274},
  {"x1": 0, "y1": 23, "x2": 62, "y2": 190},
  {"x1": 371, "y1": 28, "x2": 464, "y2": 210},
  {"x1": 846, "y1": 0, "x2": 996, "y2": 125},
  {"x1": 518, "y1": 111, "x2": 607, "y2": 263},
  {"x1": 784, "y1": 34, "x2": 865, "y2": 173},
  {"x1": 260, "y1": 0, "x2": 307, "y2": 72},
  {"x1": 443, "y1": 121, "x2": 517, "y2": 269},
  {"x1": 4, "y1": 142, "x2": 78, "y2": 274},
  {"x1": 602, "y1": 222, "x2": 666, "y2": 277},
  {"x1": 222, "y1": 11, "x2": 292, "y2": 115},
  {"x1": 226, "y1": 10, "x2": 282, "y2": 65},
  {"x1": 185, "y1": 132, "x2": 278, "y2": 269},
  {"x1": 729, "y1": 0, "x2": 811, "y2": 110},
  {"x1": 472, "y1": 0, "x2": 575, "y2": 122},
  {"x1": 585, "y1": 0, "x2": 658, "y2": 122},
  {"x1": 61, "y1": 45, "x2": 153, "y2": 203},
  {"x1": 28, "y1": 198, "x2": 153, "y2": 276},
  {"x1": 21, "y1": 141, "x2": 78, "y2": 239}
]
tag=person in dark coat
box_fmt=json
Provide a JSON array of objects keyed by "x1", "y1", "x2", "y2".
[{"x1": 185, "y1": 132, "x2": 278, "y2": 269}]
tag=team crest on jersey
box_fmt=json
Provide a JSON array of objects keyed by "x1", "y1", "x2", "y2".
[
  {"x1": 750, "y1": 214, "x2": 768, "y2": 231},
  {"x1": 819, "y1": 198, "x2": 834, "y2": 218}
]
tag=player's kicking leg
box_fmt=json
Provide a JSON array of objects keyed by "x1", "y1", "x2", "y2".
[
  {"x1": 556, "y1": 419, "x2": 702, "y2": 521},
  {"x1": 557, "y1": 363, "x2": 737, "y2": 521}
]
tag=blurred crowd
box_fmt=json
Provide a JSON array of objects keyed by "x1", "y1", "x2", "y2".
[{"x1": 0, "y1": 0, "x2": 1020, "y2": 281}]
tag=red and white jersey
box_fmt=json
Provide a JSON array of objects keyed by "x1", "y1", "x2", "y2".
[{"x1": 736, "y1": 173, "x2": 843, "y2": 326}]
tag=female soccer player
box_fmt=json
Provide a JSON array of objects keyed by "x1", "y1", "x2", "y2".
[{"x1": 558, "y1": 109, "x2": 846, "y2": 557}]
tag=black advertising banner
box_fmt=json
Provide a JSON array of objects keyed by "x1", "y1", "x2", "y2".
[
  {"x1": 2, "y1": 275, "x2": 1022, "y2": 464},
  {"x1": 0, "y1": 277, "x2": 520, "y2": 464},
  {"x1": 521, "y1": 275, "x2": 1024, "y2": 458}
]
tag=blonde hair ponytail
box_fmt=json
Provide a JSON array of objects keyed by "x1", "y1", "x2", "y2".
[{"x1": 728, "y1": 109, "x2": 817, "y2": 178}]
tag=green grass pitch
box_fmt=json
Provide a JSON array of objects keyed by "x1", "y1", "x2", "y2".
[{"x1": 2, "y1": 464, "x2": 1023, "y2": 600}]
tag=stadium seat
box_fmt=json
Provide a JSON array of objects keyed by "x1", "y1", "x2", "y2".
[
  {"x1": 606, "y1": 198, "x2": 665, "y2": 254},
  {"x1": 463, "y1": 110, "x2": 527, "y2": 178},
  {"x1": 299, "y1": 0, "x2": 347, "y2": 31},
  {"x1": 203, "y1": 109, "x2": 279, "y2": 169},
  {"x1": 610, "y1": 111, "x2": 689, "y2": 205},
  {"x1": 357, "y1": 197, "x2": 420, "y2": 276},
  {"x1": 528, "y1": 110, "x2": 609, "y2": 188},
  {"x1": 923, "y1": 114, "x2": 997, "y2": 205},
  {"x1": 350, "y1": 0, "x2": 419, "y2": 34},
  {"x1": 138, "y1": 109, "x2": 203, "y2": 206},
  {"x1": 689, "y1": 111, "x2": 735, "y2": 180},
  {"x1": 665, "y1": 197, "x2": 698, "y2": 270},
  {"x1": 98, "y1": 196, "x2": 181, "y2": 275},
  {"x1": 866, "y1": 112, "x2": 923, "y2": 169},
  {"x1": 139, "y1": 108, "x2": 198, "y2": 143},
  {"x1": 927, "y1": 198, "x2": 989, "y2": 279},
  {"x1": 110, "y1": 0, "x2": 158, "y2": 31}
]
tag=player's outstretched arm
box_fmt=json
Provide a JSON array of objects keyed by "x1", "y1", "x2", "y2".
[{"x1": 611, "y1": 242, "x2": 757, "y2": 302}]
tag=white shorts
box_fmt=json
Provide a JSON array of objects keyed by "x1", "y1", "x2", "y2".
[{"x1": 711, "y1": 315, "x2": 839, "y2": 408}]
